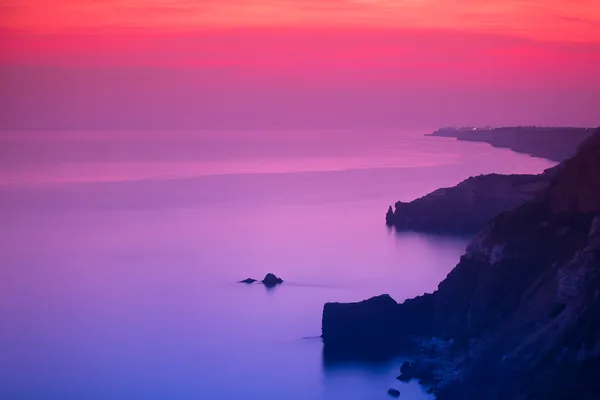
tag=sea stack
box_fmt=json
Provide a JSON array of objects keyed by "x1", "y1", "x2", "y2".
[{"x1": 261, "y1": 273, "x2": 284, "y2": 287}]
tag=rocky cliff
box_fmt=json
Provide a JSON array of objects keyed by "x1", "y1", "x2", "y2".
[
  {"x1": 386, "y1": 170, "x2": 556, "y2": 234},
  {"x1": 324, "y1": 128, "x2": 600, "y2": 399}
]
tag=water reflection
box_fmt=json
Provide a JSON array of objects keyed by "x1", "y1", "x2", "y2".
[{"x1": 321, "y1": 351, "x2": 434, "y2": 400}]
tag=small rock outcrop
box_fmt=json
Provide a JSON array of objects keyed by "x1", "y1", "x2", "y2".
[
  {"x1": 239, "y1": 274, "x2": 284, "y2": 286},
  {"x1": 386, "y1": 205, "x2": 395, "y2": 226},
  {"x1": 396, "y1": 361, "x2": 414, "y2": 382},
  {"x1": 261, "y1": 273, "x2": 284, "y2": 287}
]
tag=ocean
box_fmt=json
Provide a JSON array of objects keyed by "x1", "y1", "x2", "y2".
[{"x1": 0, "y1": 129, "x2": 555, "y2": 399}]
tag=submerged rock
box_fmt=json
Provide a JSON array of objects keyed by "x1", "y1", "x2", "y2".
[
  {"x1": 387, "y1": 388, "x2": 401, "y2": 397},
  {"x1": 239, "y1": 278, "x2": 257, "y2": 284},
  {"x1": 261, "y1": 273, "x2": 284, "y2": 287}
]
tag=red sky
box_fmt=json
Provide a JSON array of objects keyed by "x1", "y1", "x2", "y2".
[
  {"x1": 2, "y1": 0, "x2": 599, "y2": 41},
  {"x1": 1, "y1": 0, "x2": 599, "y2": 129}
]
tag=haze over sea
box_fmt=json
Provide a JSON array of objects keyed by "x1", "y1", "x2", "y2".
[{"x1": 0, "y1": 129, "x2": 555, "y2": 399}]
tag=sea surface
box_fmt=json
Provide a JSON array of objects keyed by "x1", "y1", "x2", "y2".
[{"x1": 0, "y1": 130, "x2": 555, "y2": 399}]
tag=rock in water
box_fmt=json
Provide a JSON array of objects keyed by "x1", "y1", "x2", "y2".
[
  {"x1": 387, "y1": 388, "x2": 401, "y2": 397},
  {"x1": 261, "y1": 273, "x2": 283, "y2": 287},
  {"x1": 400, "y1": 361, "x2": 413, "y2": 375},
  {"x1": 239, "y1": 278, "x2": 257, "y2": 284},
  {"x1": 321, "y1": 294, "x2": 403, "y2": 361},
  {"x1": 386, "y1": 205, "x2": 395, "y2": 225},
  {"x1": 397, "y1": 361, "x2": 414, "y2": 382}
]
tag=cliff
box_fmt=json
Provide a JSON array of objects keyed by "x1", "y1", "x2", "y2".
[
  {"x1": 324, "y1": 128, "x2": 600, "y2": 399},
  {"x1": 428, "y1": 126, "x2": 595, "y2": 162},
  {"x1": 386, "y1": 170, "x2": 556, "y2": 234},
  {"x1": 387, "y1": 126, "x2": 594, "y2": 234}
]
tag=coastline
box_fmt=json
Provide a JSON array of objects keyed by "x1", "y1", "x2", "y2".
[
  {"x1": 324, "y1": 128, "x2": 600, "y2": 399},
  {"x1": 427, "y1": 126, "x2": 595, "y2": 162},
  {"x1": 384, "y1": 126, "x2": 594, "y2": 235}
]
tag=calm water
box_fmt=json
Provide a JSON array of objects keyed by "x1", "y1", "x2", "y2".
[{"x1": 0, "y1": 130, "x2": 555, "y2": 399}]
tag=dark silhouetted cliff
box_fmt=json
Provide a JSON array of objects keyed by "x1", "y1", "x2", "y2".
[
  {"x1": 324, "y1": 128, "x2": 600, "y2": 400},
  {"x1": 429, "y1": 126, "x2": 595, "y2": 162},
  {"x1": 386, "y1": 169, "x2": 556, "y2": 234}
]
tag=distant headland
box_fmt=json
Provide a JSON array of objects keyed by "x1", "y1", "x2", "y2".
[
  {"x1": 385, "y1": 126, "x2": 596, "y2": 234},
  {"x1": 386, "y1": 168, "x2": 557, "y2": 234},
  {"x1": 428, "y1": 126, "x2": 596, "y2": 162}
]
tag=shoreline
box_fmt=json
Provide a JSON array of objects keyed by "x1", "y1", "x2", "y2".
[
  {"x1": 325, "y1": 128, "x2": 600, "y2": 399},
  {"x1": 427, "y1": 126, "x2": 595, "y2": 162}
]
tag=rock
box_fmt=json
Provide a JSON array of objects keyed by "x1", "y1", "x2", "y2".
[
  {"x1": 426, "y1": 387, "x2": 438, "y2": 395},
  {"x1": 387, "y1": 388, "x2": 401, "y2": 397},
  {"x1": 322, "y1": 292, "x2": 436, "y2": 362},
  {"x1": 386, "y1": 205, "x2": 395, "y2": 225},
  {"x1": 239, "y1": 274, "x2": 284, "y2": 287},
  {"x1": 400, "y1": 361, "x2": 413, "y2": 375},
  {"x1": 261, "y1": 273, "x2": 283, "y2": 287},
  {"x1": 396, "y1": 361, "x2": 414, "y2": 382},
  {"x1": 322, "y1": 294, "x2": 403, "y2": 361}
]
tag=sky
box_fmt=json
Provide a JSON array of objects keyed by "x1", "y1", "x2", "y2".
[{"x1": 1, "y1": 0, "x2": 599, "y2": 129}]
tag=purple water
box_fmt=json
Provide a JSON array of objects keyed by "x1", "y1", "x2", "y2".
[{"x1": 0, "y1": 130, "x2": 555, "y2": 399}]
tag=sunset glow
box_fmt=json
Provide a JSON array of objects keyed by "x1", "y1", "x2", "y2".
[
  {"x1": 1, "y1": 0, "x2": 599, "y2": 129},
  {"x1": 2, "y1": 0, "x2": 600, "y2": 42}
]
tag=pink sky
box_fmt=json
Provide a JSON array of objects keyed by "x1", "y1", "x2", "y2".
[{"x1": 1, "y1": 0, "x2": 599, "y2": 129}]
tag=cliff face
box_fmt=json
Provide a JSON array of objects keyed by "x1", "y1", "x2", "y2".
[
  {"x1": 386, "y1": 170, "x2": 556, "y2": 234},
  {"x1": 441, "y1": 214, "x2": 600, "y2": 399},
  {"x1": 433, "y1": 131, "x2": 600, "y2": 398},
  {"x1": 324, "y1": 128, "x2": 600, "y2": 399},
  {"x1": 540, "y1": 132, "x2": 600, "y2": 214}
]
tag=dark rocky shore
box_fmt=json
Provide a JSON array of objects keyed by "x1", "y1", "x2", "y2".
[
  {"x1": 387, "y1": 126, "x2": 596, "y2": 234},
  {"x1": 386, "y1": 169, "x2": 557, "y2": 234},
  {"x1": 428, "y1": 126, "x2": 595, "y2": 162},
  {"x1": 324, "y1": 128, "x2": 600, "y2": 399}
]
